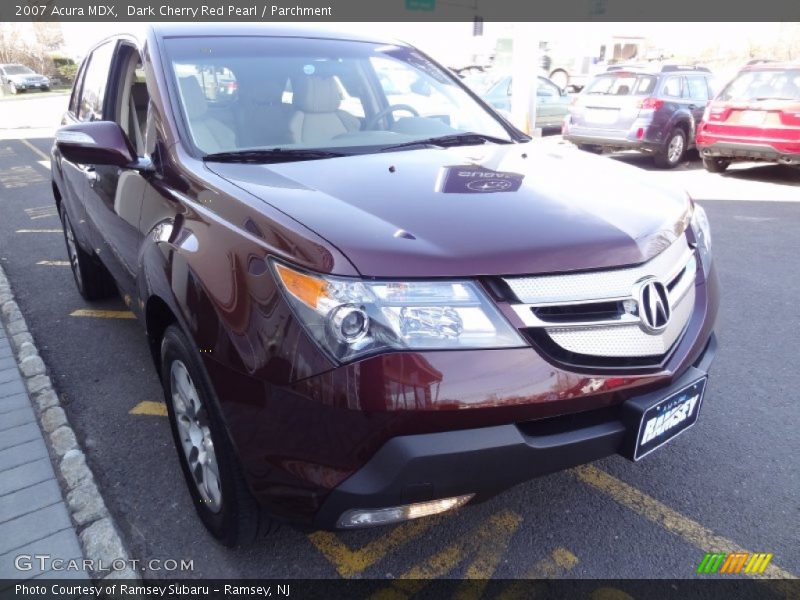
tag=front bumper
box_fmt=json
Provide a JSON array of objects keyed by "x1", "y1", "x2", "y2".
[{"x1": 314, "y1": 334, "x2": 717, "y2": 529}]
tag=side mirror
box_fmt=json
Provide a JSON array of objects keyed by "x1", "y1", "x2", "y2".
[
  {"x1": 55, "y1": 121, "x2": 137, "y2": 167},
  {"x1": 561, "y1": 87, "x2": 569, "y2": 97}
]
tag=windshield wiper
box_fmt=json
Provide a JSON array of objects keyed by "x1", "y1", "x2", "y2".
[
  {"x1": 379, "y1": 132, "x2": 513, "y2": 152},
  {"x1": 203, "y1": 148, "x2": 346, "y2": 164}
]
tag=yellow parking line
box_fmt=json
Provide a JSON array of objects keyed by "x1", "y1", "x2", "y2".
[
  {"x1": 129, "y1": 401, "x2": 167, "y2": 417},
  {"x1": 16, "y1": 229, "x2": 62, "y2": 233},
  {"x1": 308, "y1": 515, "x2": 447, "y2": 579},
  {"x1": 70, "y1": 309, "x2": 136, "y2": 319},
  {"x1": 20, "y1": 138, "x2": 49, "y2": 161},
  {"x1": 495, "y1": 547, "x2": 579, "y2": 600},
  {"x1": 370, "y1": 510, "x2": 522, "y2": 600},
  {"x1": 36, "y1": 260, "x2": 69, "y2": 266},
  {"x1": 574, "y1": 465, "x2": 797, "y2": 592}
]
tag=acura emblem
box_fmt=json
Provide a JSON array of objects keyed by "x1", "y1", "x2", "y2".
[{"x1": 637, "y1": 278, "x2": 671, "y2": 333}]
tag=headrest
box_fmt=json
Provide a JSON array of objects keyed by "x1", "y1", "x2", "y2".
[
  {"x1": 243, "y1": 77, "x2": 285, "y2": 106},
  {"x1": 292, "y1": 75, "x2": 342, "y2": 113},
  {"x1": 179, "y1": 76, "x2": 207, "y2": 120}
]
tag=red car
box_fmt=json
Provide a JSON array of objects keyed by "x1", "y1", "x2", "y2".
[{"x1": 696, "y1": 61, "x2": 800, "y2": 172}]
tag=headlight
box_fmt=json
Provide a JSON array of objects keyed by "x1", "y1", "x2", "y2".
[
  {"x1": 272, "y1": 261, "x2": 525, "y2": 363},
  {"x1": 690, "y1": 203, "x2": 712, "y2": 272}
]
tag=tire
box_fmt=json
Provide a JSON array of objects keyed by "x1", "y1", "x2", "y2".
[
  {"x1": 577, "y1": 144, "x2": 603, "y2": 154},
  {"x1": 549, "y1": 69, "x2": 569, "y2": 91},
  {"x1": 702, "y1": 156, "x2": 731, "y2": 173},
  {"x1": 58, "y1": 204, "x2": 117, "y2": 300},
  {"x1": 654, "y1": 127, "x2": 687, "y2": 168},
  {"x1": 41, "y1": 86, "x2": 50, "y2": 92},
  {"x1": 9, "y1": 83, "x2": 17, "y2": 95},
  {"x1": 160, "y1": 325, "x2": 270, "y2": 547}
]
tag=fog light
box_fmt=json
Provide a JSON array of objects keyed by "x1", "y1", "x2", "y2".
[{"x1": 337, "y1": 494, "x2": 474, "y2": 528}]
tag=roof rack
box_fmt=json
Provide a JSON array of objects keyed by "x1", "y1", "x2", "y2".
[
  {"x1": 605, "y1": 63, "x2": 711, "y2": 74},
  {"x1": 660, "y1": 65, "x2": 711, "y2": 73}
]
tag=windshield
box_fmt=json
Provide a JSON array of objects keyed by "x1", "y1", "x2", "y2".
[
  {"x1": 4, "y1": 65, "x2": 34, "y2": 75},
  {"x1": 584, "y1": 73, "x2": 656, "y2": 96},
  {"x1": 164, "y1": 36, "x2": 513, "y2": 156},
  {"x1": 718, "y1": 69, "x2": 800, "y2": 101}
]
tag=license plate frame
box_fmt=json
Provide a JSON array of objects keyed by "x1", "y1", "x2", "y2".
[{"x1": 620, "y1": 374, "x2": 707, "y2": 462}]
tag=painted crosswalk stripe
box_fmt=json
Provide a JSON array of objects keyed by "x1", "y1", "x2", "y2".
[
  {"x1": 129, "y1": 401, "x2": 167, "y2": 417},
  {"x1": 70, "y1": 309, "x2": 136, "y2": 319},
  {"x1": 36, "y1": 260, "x2": 69, "y2": 266}
]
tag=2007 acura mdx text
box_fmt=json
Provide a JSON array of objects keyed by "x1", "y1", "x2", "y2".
[{"x1": 51, "y1": 25, "x2": 719, "y2": 546}]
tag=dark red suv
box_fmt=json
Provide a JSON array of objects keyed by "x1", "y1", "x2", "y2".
[
  {"x1": 696, "y1": 61, "x2": 800, "y2": 171},
  {"x1": 51, "y1": 25, "x2": 719, "y2": 546}
]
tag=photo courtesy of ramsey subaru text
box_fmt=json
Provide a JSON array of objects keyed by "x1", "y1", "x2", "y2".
[{"x1": 50, "y1": 24, "x2": 719, "y2": 546}]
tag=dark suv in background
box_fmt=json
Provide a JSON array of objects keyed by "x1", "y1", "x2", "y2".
[{"x1": 564, "y1": 65, "x2": 714, "y2": 168}]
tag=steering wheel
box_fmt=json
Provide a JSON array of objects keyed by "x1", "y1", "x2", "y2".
[{"x1": 364, "y1": 104, "x2": 420, "y2": 130}]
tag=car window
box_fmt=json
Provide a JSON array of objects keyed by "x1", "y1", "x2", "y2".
[
  {"x1": 661, "y1": 76, "x2": 682, "y2": 98},
  {"x1": 78, "y1": 42, "x2": 115, "y2": 121},
  {"x1": 537, "y1": 78, "x2": 559, "y2": 97},
  {"x1": 3, "y1": 65, "x2": 34, "y2": 75},
  {"x1": 165, "y1": 36, "x2": 511, "y2": 155},
  {"x1": 718, "y1": 69, "x2": 800, "y2": 101},
  {"x1": 685, "y1": 77, "x2": 709, "y2": 101},
  {"x1": 68, "y1": 60, "x2": 88, "y2": 116},
  {"x1": 585, "y1": 74, "x2": 656, "y2": 96}
]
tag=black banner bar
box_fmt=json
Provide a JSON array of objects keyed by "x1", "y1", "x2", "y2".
[
  {"x1": 1, "y1": 0, "x2": 799, "y2": 22},
  {"x1": 1, "y1": 579, "x2": 798, "y2": 600}
]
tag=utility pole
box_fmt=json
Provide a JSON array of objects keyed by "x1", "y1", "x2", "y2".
[{"x1": 510, "y1": 24, "x2": 539, "y2": 135}]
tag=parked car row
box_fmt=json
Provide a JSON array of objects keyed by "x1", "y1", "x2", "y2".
[{"x1": 561, "y1": 61, "x2": 799, "y2": 171}]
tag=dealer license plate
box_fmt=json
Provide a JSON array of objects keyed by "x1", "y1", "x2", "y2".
[{"x1": 633, "y1": 377, "x2": 707, "y2": 460}]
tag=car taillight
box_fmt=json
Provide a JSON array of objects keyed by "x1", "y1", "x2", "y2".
[
  {"x1": 638, "y1": 97, "x2": 664, "y2": 111},
  {"x1": 780, "y1": 109, "x2": 800, "y2": 127}
]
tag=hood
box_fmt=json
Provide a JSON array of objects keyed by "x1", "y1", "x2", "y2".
[{"x1": 207, "y1": 142, "x2": 691, "y2": 278}]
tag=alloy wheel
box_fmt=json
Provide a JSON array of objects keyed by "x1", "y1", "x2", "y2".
[
  {"x1": 62, "y1": 212, "x2": 83, "y2": 290},
  {"x1": 667, "y1": 133, "x2": 685, "y2": 164},
  {"x1": 170, "y1": 360, "x2": 223, "y2": 513}
]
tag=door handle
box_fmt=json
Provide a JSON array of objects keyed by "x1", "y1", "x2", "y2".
[{"x1": 85, "y1": 167, "x2": 98, "y2": 187}]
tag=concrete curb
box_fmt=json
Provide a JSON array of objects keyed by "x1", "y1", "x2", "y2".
[{"x1": 0, "y1": 264, "x2": 139, "y2": 582}]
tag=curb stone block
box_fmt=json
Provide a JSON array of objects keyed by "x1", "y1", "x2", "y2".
[
  {"x1": 34, "y1": 388, "x2": 60, "y2": 411},
  {"x1": 11, "y1": 331, "x2": 33, "y2": 351},
  {"x1": 67, "y1": 481, "x2": 108, "y2": 526},
  {"x1": 79, "y1": 518, "x2": 129, "y2": 576},
  {"x1": 17, "y1": 342, "x2": 37, "y2": 361},
  {"x1": 50, "y1": 425, "x2": 78, "y2": 456},
  {"x1": 60, "y1": 449, "x2": 92, "y2": 488},
  {"x1": 7, "y1": 318, "x2": 27, "y2": 336},
  {"x1": 20, "y1": 355, "x2": 46, "y2": 377},
  {"x1": 42, "y1": 406, "x2": 67, "y2": 433},
  {"x1": 26, "y1": 373, "x2": 51, "y2": 394}
]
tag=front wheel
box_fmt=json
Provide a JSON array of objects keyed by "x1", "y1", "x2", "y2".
[
  {"x1": 161, "y1": 325, "x2": 271, "y2": 547},
  {"x1": 654, "y1": 128, "x2": 686, "y2": 168},
  {"x1": 9, "y1": 83, "x2": 18, "y2": 95},
  {"x1": 702, "y1": 156, "x2": 731, "y2": 173}
]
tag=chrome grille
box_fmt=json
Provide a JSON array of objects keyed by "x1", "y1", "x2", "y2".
[{"x1": 504, "y1": 238, "x2": 696, "y2": 361}]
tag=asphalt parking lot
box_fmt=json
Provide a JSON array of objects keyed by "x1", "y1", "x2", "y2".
[{"x1": 0, "y1": 94, "x2": 798, "y2": 591}]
